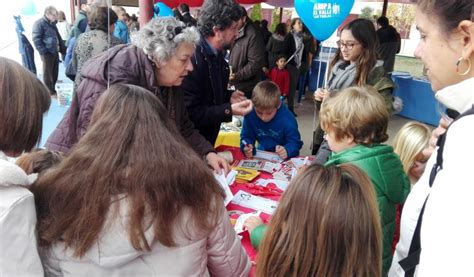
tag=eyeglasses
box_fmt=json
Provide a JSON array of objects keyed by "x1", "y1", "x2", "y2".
[{"x1": 336, "y1": 40, "x2": 360, "y2": 50}]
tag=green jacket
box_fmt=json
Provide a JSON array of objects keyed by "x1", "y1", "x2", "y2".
[
  {"x1": 325, "y1": 144, "x2": 410, "y2": 276},
  {"x1": 367, "y1": 64, "x2": 396, "y2": 113}
]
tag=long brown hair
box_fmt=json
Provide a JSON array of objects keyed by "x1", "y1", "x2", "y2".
[
  {"x1": 0, "y1": 57, "x2": 51, "y2": 154},
  {"x1": 33, "y1": 84, "x2": 223, "y2": 257},
  {"x1": 257, "y1": 164, "x2": 382, "y2": 277},
  {"x1": 329, "y1": 18, "x2": 378, "y2": 86}
]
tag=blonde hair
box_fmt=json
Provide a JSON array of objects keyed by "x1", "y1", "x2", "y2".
[
  {"x1": 252, "y1": 81, "x2": 281, "y2": 110},
  {"x1": 320, "y1": 86, "x2": 389, "y2": 145},
  {"x1": 392, "y1": 121, "x2": 431, "y2": 173},
  {"x1": 257, "y1": 164, "x2": 382, "y2": 277}
]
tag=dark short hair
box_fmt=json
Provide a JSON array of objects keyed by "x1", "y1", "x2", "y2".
[
  {"x1": 274, "y1": 22, "x2": 287, "y2": 36},
  {"x1": 179, "y1": 3, "x2": 190, "y2": 13},
  {"x1": 0, "y1": 58, "x2": 51, "y2": 153},
  {"x1": 198, "y1": 0, "x2": 242, "y2": 37},
  {"x1": 376, "y1": 16, "x2": 389, "y2": 27},
  {"x1": 276, "y1": 54, "x2": 287, "y2": 62},
  {"x1": 88, "y1": 5, "x2": 118, "y2": 32},
  {"x1": 261, "y1": 19, "x2": 268, "y2": 28}
]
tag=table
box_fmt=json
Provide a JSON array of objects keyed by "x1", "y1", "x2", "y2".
[
  {"x1": 214, "y1": 130, "x2": 241, "y2": 148},
  {"x1": 216, "y1": 145, "x2": 284, "y2": 272},
  {"x1": 391, "y1": 74, "x2": 444, "y2": 126}
]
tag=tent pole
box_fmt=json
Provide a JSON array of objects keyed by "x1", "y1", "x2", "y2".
[
  {"x1": 382, "y1": 0, "x2": 388, "y2": 16},
  {"x1": 70, "y1": 0, "x2": 76, "y2": 21},
  {"x1": 139, "y1": 0, "x2": 153, "y2": 27},
  {"x1": 279, "y1": 7, "x2": 283, "y2": 23}
]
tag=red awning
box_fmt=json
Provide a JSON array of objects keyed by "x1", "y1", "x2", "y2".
[{"x1": 156, "y1": 0, "x2": 268, "y2": 8}]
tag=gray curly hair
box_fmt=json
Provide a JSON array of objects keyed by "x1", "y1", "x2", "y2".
[{"x1": 132, "y1": 17, "x2": 200, "y2": 65}]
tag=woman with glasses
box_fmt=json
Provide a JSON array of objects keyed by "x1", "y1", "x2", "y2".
[{"x1": 312, "y1": 18, "x2": 395, "y2": 160}]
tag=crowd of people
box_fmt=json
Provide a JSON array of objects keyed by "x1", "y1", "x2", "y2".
[{"x1": 1, "y1": 0, "x2": 473, "y2": 276}]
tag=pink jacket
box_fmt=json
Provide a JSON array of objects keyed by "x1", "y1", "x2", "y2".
[{"x1": 41, "y1": 197, "x2": 251, "y2": 276}]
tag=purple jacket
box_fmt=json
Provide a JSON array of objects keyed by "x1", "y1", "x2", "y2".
[{"x1": 45, "y1": 44, "x2": 214, "y2": 156}]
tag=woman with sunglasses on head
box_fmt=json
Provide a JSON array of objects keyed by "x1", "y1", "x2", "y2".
[
  {"x1": 389, "y1": 1, "x2": 473, "y2": 276},
  {"x1": 312, "y1": 18, "x2": 395, "y2": 162}
]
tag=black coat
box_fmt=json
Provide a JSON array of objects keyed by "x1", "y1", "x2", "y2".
[
  {"x1": 229, "y1": 21, "x2": 265, "y2": 98},
  {"x1": 182, "y1": 36, "x2": 233, "y2": 145},
  {"x1": 181, "y1": 12, "x2": 197, "y2": 27},
  {"x1": 282, "y1": 32, "x2": 307, "y2": 68}
]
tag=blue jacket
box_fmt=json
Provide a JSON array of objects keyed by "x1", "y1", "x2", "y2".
[
  {"x1": 113, "y1": 20, "x2": 129, "y2": 43},
  {"x1": 32, "y1": 17, "x2": 64, "y2": 55},
  {"x1": 240, "y1": 105, "x2": 303, "y2": 158}
]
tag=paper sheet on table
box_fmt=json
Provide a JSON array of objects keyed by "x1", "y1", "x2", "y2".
[
  {"x1": 234, "y1": 211, "x2": 261, "y2": 234},
  {"x1": 236, "y1": 159, "x2": 280, "y2": 173},
  {"x1": 254, "y1": 150, "x2": 283, "y2": 163},
  {"x1": 290, "y1": 157, "x2": 306, "y2": 168},
  {"x1": 255, "y1": 178, "x2": 290, "y2": 191},
  {"x1": 231, "y1": 190, "x2": 278, "y2": 215},
  {"x1": 214, "y1": 170, "x2": 237, "y2": 206}
]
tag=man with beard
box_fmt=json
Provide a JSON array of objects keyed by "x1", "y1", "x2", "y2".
[{"x1": 182, "y1": 0, "x2": 253, "y2": 145}]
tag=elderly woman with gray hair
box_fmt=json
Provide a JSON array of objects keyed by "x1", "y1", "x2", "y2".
[{"x1": 46, "y1": 17, "x2": 230, "y2": 173}]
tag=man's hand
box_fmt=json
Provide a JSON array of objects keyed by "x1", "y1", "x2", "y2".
[
  {"x1": 229, "y1": 73, "x2": 236, "y2": 81},
  {"x1": 206, "y1": 152, "x2": 230, "y2": 175},
  {"x1": 422, "y1": 115, "x2": 452, "y2": 159},
  {"x1": 314, "y1": 88, "x2": 329, "y2": 102},
  {"x1": 262, "y1": 67, "x2": 269, "y2": 74},
  {"x1": 244, "y1": 216, "x2": 264, "y2": 234},
  {"x1": 243, "y1": 144, "x2": 254, "y2": 159},
  {"x1": 275, "y1": 145, "x2": 288, "y2": 160},
  {"x1": 231, "y1": 99, "x2": 253, "y2": 116},
  {"x1": 230, "y1": 90, "x2": 247, "y2": 104}
]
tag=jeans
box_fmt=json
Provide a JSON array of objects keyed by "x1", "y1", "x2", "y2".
[{"x1": 297, "y1": 71, "x2": 309, "y2": 103}]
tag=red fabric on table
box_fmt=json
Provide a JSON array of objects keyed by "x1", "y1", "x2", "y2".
[
  {"x1": 217, "y1": 145, "x2": 286, "y2": 275},
  {"x1": 216, "y1": 145, "x2": 245, "y2": 160}
]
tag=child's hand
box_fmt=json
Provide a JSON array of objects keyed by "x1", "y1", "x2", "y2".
[
  {"x1": 275, "y1": 145, "x2": 288, "y2": 160},
  {"x1": 422, "y1": 115, "x2": 451, "y2": 159},
  {"x1": 262, "y1": 67, "x2": 269, "y2": 74},
  {"x1": 244, "y1": 216, "x2": 264, "y2": 234},
  {"x1": 244, "y1": 144, "x2": 254, "y2": 159}
]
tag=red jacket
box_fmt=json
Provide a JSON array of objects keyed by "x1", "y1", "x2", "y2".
[{"x1": 267, "y1": 67, "x2": 290, "y2": 96}]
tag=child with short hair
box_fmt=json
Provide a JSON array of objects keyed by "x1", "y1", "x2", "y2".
[
  {"x1": 256, "y1": 163, "x2": 382, "y2": 276},
  {"x1": 266, "y1": 55, "x2": 290, "y2": 98},
  {"x1": 320, "y1": 86, "x2": 410, "y2": 275},
  {"x1": 16, "y1": 148, "x2": 65, "y2": 175},
  {"x1": 240, "y1": 81, "x2": 302, "y2": 160}
]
